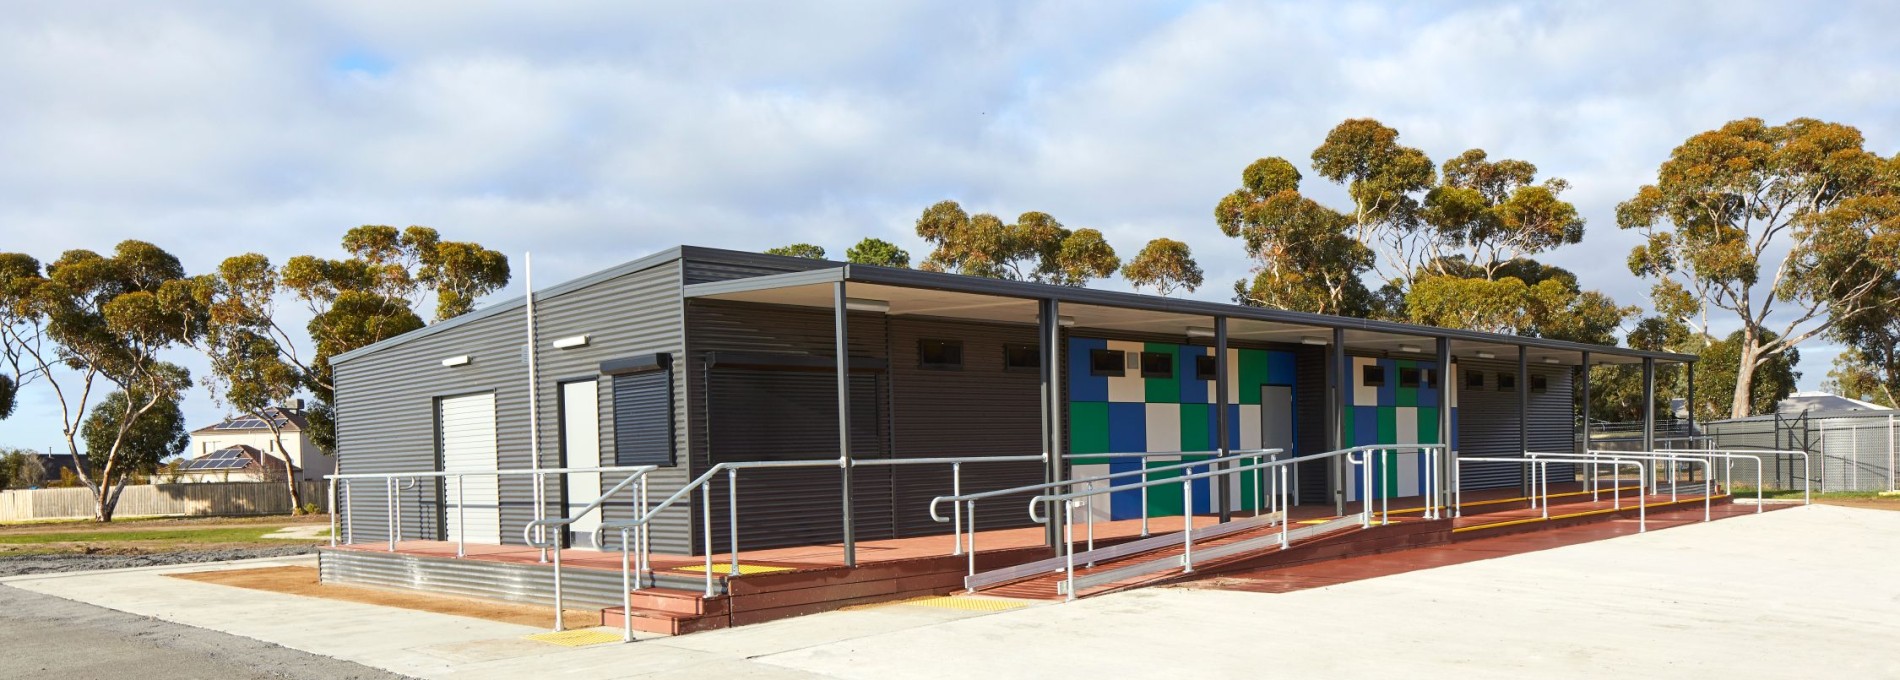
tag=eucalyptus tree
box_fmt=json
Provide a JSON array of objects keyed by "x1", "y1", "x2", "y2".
[
  {"x1": 765, "y1": 243, "x2": 827, "y2": 259},
  {"x1": 0, "y1": 241, "x2": 205, "y2": 521},
  {"x1": 844, "y1": 238, "x2": 910, "y2": 268},
  {"x1": 1123, "y1": 238, "x2": 1204, "y2": 297},
  {"x1": 1214, "y1": 156, "x2": 1375, "y2": 315},
  {"x1": 914, "y1": 200, "x2": 1120, "y2": 286},
  {"x1": 1619, "y1": 118, "x2": 1900, "y2": 418}
]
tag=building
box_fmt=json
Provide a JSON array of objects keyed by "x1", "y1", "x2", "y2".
[
  {"x1": 323, "y1": 246, "x2": 1694, "y2": 554},
  {"x1": 181, "y1": 406, "x2": 331, "y2": 483}
]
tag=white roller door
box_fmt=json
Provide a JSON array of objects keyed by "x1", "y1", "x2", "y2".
[
  {"x1": 561, "y1": 380, "x2": 603, "y2": 549},
  {"x1": 440, "y1": 393, "x2": 499, "y2": 545}
]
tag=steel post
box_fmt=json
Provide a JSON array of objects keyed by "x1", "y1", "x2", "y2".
[{"x1": 834, "y1": 281, "x2": 856, "y2": 567}]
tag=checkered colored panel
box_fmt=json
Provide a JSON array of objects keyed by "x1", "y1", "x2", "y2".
[
  {"x1": 1343, "y1": 358, "x2": 1457, "y2": 502},
  {"x1": 1066, "y1": 337, "x2": 1297, "y2": 519}
]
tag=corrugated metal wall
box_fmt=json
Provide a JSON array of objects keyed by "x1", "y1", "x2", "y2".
[
  {"x1": 333, "y1": 259, "x2": 694, "y2": 553},
  {"x1": 888, "y1": 317, "x2": 1045, "y2": 535},
  {"x1": 1452, "y1": 358, "x2": 1575, "y2": 490},
  {"x1": 1295, "y1": 346, "x2": 1332, "y2": 504},
  {"x1": 685, "y1": 299, "x2": 894, "y2": 552}
]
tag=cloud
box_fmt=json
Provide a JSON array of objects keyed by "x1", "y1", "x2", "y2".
[{"x1": 2, "y1": 0, "x2": 1898, "y2": 447}]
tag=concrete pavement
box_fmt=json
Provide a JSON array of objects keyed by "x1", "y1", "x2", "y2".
[{"x1": 4, "y1": 504, "x2": 1897, "y2": 679}]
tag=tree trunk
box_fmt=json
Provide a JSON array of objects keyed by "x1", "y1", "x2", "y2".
[
  {"x1": 1731, "y1": 334, "x2": 1759, "y2": 419},
  {"x1": 268, "y1": 425, "x2": 303, "y2": 514}
]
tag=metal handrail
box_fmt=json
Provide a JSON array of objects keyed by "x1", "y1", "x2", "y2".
[
  {"x1": 1017, "y1": 444, "x2": 1446, "y2": 601},
  {"x1": 1650, "y1": 447, "x2": 1813, "y2": 505},
  {"x1": 1457, "y1": 454, "x2": 1649, "y2": 532},
  {"x1": 1532, "y1": 450, "x2": 1745, "y2": 520},
  {"x1": 326, "y1": 466, "x2": 661, "y2": 560},
  {"x1": 587, "y1": 452, "x2": 1052, "y2": 640}
]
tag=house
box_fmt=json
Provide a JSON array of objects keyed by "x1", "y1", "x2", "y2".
[
  {"x1": 181, "y1": 405, "x2": 332, "y2": 483},
  {"x1": 319, "y1": 246, "x2": 1705, "y2": 631},
  {"x1": 1778, "y1": 390, "x2": 1893, "y2": 415}
]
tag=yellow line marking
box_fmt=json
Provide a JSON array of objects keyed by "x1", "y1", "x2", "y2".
[
  {"x1": 525, "y1": 628, "x2": 623, "y2": 647},
  {"x1": 673, "y1": 564, "x2": 793, "y2": 575},
  {"x1": 1451, "y1": 495, "x2": 1730, "y2": 533},
  {"x1": 900, "y1": 596, "x2": 1030, "y2": 612},
  {"x1": 1382, "y1": 485, "x2": 1647, "y2": 516}
]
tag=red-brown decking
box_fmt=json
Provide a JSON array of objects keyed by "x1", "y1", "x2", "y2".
[{"x1": 323, "y1": 482, "x2": 1769, "y2": 634}]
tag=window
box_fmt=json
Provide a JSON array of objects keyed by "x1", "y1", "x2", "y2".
[
  {"x1": 1089, "y1": 349, "x2": 1125, "y2": 377},
  {"x1": 919, "y1": 339, "x2": 963, "y2": 369},
  {"x1": 1530, "y1": 375, "x2": 1548, "y2": 393},
  {"x1": 1423, "y1": 368, "x2": 1438, "y2": 389},
  {"x1": 1465, "y1": 370, "x2": 1484, "y2": 389},
  {"x1": 1195, "y1": 355, "x2": 1218, "y2": 381},
  {"x1": 1499, "y1": 372, "x2": 1517, "y2": 391},
  {"x1": 1002, "y1": 343, "x2": 1040, "y2": 372},
  {"x1": 1362, "y1": 364, "x2": 1385, "y2": 388},
  {"x1": 1398, "y1": 367, "x2": 1421, "y2": 389},
  {"x1": 603, "y1": 354, "x2": 675, "y2": 467},
  {"x1": 1139, "y1": 352, "x2": 1173, "y2": 379}
]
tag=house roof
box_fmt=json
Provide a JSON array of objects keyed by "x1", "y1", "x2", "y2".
[
  {"x1": 190, "y1": 407, "x2": 308, "y2": 435},
  {"x1": 177, "y1": 445, "x2": 298, "y2": 474},
  {"x1": 1779, "y1": 391, "x2": 1893, "y2": 415},
  {"x1": 332, "y1": 245, "x2": 1699, "y2": 366}
]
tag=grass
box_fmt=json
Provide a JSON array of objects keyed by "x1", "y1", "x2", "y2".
[
  {"x1": 0, "y1": 526, "x2": 301, "y2": 545},
  {"x1": 1731, "y1": 487, "x2": 1897, "y2": 500}
]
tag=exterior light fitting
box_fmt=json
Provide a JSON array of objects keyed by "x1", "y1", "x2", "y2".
[
  {"x1": 441, "y1": 355, "x2": 472, "y2": 367},
  {"x1": 1399, "y1": 344, "x2": 1421, "y2": 353},
  {"x1": 1300, "y1": 337, "x2": 1329, "y2": 346},
  {"x1": 1476, "y1": 351, "x2": 1497, "y2": 359},
  {"x1": 552, "y1": 335, "x2": 590, "y2": 349},
  {"x1": 1186, "y1": 327, "x2": 1216, "y2": 338},
  {"x1": 844, "y1": 298, "x2": 890, "y2": 313}
]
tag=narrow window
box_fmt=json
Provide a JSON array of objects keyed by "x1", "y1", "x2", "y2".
[
  {"x1": 1194, "y1": 355, "x2": 1218, "y2": 381},
  {"x1": 1139, "y1": 352, "x2": 1173, "y2": 379},
  {"x1": 1002, "y1": 343, "x2": 1039, "y2": 372},
  {"x1": 1362, "y1": 364, "x2": 1385, "y2": 388},
  {"x1": 1465, "y1": 370, "x2": 1484, "y2": 390},
  {"x1": 1398, "y1": 367, "x2": 1421, "y2": 389},
  {"x1": 1499, "y1": 372, "x2": 1517, "y2": 391},
  {"x1": 1530, "y1": 375, "x2": 1548, "y2": 393},
  {"x1": 1423, "y1": 368, "x2": 1438, "y2": 389},
  {"x1": 1089, "y1": 349, "x2": 1125, "y2": 377},
  {"x1": 919, "y1": 339, "x2": 963, "y2": 369}
]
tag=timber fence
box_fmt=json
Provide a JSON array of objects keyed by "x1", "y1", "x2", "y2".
[{"x1": 0, "y1": 480, "x2": 328, "y2": 522}]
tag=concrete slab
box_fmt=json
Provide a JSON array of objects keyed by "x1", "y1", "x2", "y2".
[{"x1": 5, "y1": 505, "x2": 1896, "y2": 679}]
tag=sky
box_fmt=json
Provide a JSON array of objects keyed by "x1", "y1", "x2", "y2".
[{"x1": 2, "y1": 1, "x2": 1898, "y2": 452}]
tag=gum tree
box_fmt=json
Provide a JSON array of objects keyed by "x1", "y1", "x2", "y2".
[
  {"x1": 844, "y1": 238, "x2": 910, "y2": 268},
  {"x1": 1619, "y1": 118, "x2": 1900, "y2": 418},
  {"x1": 1123, "y1": 238, "x2": 1204, "y2": 297},
  {"x1": 914, "y1": 200, "x2": 1120, "y2": 286},
  {"x1": 1215, "y1": 156, "x2": 1375, "y2": 315}
]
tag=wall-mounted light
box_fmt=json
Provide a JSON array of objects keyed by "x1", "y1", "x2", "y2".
[
  {"x1": 441, "y1": 355, "x2": 472, "y2": 367},
  {"x1": 1398, "y1": 344, "x2": 1421, "y2": 353},
  {"x1": 1476, "y1": 351, "x2": 1497, "y2": 359},
  {"x1": 1300, "y1": 337, "x2": 1329, "y2": 346},
  {"x1": 552, "y1": 335, "x2": 590, "y2": 349},
  {"x1": 1186, "y1": 326, "x2": 1215, "y2": 339},
  {"x1": 1542, "y1": 357, "x2": 1561, "y2": 365},
  {"x1": 845, "y1": 297, "x2": 890, "y2": 313},
  {"x1": 1058, "y1": 315, "x2": 1076, "y2": 327}
]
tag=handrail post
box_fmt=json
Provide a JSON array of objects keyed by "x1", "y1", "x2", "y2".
[
  {"x1": 621, "y1": 527, "x2": 633, "y2": 642},
  {"x1": 728, "y1": 469, "x2": 741, "y2": 577},
  {"x1": 636, "y1": 476, "x2": 650, "y2": 589},
  {"x1": 1181, "y1": 476, "x2": 1194, "y2": 573},
  {"x1": 1063, "y1": 500, "x2": 1076, "y2": 601},
  {"x1": 702, "y1": 482, "x2": 714, "y2": 597},
  {"x1": 1140, "y1": 465, "x2": 1150, "y2": 537},
  {"x1": 551, "y1": 532, "x2": 565, "y2": 631},
  {"x1": 344, "y1": 480, "x2": 353, "y2": 545},
  {"x1": 456, "y1": 473, "x2": 467, "y2": 558},
  {"x1": 328, "y1": 479, "x2": 338, "y2": 548},
  {"x1": 1637, "y1": 460, "x2": 1647, "y2": 532},
  {"x1": 1278, "y1": 465, "x2": 1290, "y2": 549},
  {"x1": 386, "y1": 477, "x2": 395, "y2": 552},
  {"x1": 951, "y1": 462, "x2": 963, "y2": 556},
  {"x1": 965, "y1": 500, "x2": 977, "y2": 592},
  {"x1": 1085, "y1": 482, "x2": 1096, "y2": 559}
]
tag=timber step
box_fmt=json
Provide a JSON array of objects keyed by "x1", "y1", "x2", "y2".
[
  {"x1": 600, "y1": 604, "x2": 730, "y2": 636},
  {"x1": 621, "y1": 586, "x2": 727, "y2": 617}
]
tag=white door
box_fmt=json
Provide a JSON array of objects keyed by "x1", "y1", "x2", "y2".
[
  {"x1": 561, "y1": 380, "x2": 603, "y2": 549},
  {"x1": 440, "y1": 393, "x2": 499, "y2": 545}
]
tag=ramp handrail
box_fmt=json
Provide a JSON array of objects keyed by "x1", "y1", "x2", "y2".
[
  {"x1": 587, "y1": 452, "x2": 1044, "y2": 641},
  {"x1": 1532, "y1": 451, "x2": 1713, "y2": 522},
  {"x1": 1456, "y1": 454, "x2": 1649, "y2": 532},
  {"x1": 1535, "y1": 449, "x2": 1775, "y2": 515},
  {"x1": 994, "y1": 444, "x2": 1444, "y2": 601},
  {"x1": 325, "y1": 465, "x2": 659, "y2": 559},
  {"x1": 1650, "y1": 447, "x2": 1813, "y2": 505}
]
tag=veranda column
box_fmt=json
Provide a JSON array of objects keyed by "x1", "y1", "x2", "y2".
[
  {"x1": 1215, "y1": 316, "x2": 1231, "y2": 522},
  {"x1": 1519, "y1": 345, "x2": 1530, "y2": 496},
  {"x1": 1039, "y1": 298, "x2": 1062, "y2": 548},
  {"x1": 834, "y1": 281, "x2": 855, "y2": 567},
  {"x1": 1641, "y1": 357, "x2": 1657, "y2": 454},
  {"x1": 1333, "y1": 327, "x2": 1348, "y2": 515},
  {"x1": 1579, "y1": 351, "x2": 1593, "y2": 492},
  {"x1": 1436, "y1": 337, "x2": 1453, "y2": 510}
]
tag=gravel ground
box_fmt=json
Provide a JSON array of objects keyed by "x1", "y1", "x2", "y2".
[
  {"x1": 0, "y1": 545, "x2": 318, "y2": 577},
  {"x1": 0, "y1": 583, "x2": 408, "y2": 680}
]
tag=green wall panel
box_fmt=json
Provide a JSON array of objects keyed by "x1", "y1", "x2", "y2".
[
  {"x1": 1144, "y1": 342, "x2": 1181, "y2": 404},
  {"x1": 1070, "y1": 402, "x2": 1111, "y2": 463},
  {"x1": 1178, "y1": 403, "x2": 1210, "y2": 452}
]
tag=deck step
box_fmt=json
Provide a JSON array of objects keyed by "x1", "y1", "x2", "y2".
[
  {"x1": 599, "y1": 606, "x2": 729, "y2": 636},
  {"x1": 622, "y1": 587, "x2": 727, "y2": 617}
]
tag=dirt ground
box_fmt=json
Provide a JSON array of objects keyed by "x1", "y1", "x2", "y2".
[
  {"x1": 170, "y1": 566, "x2": 593, "y2": 629},
  {"x1": 1814, "y1": 497, "x2": 1900, "y2": 511},
  {"x1": 0, "y1": 513, "x2": 330, "y2": 535}
]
